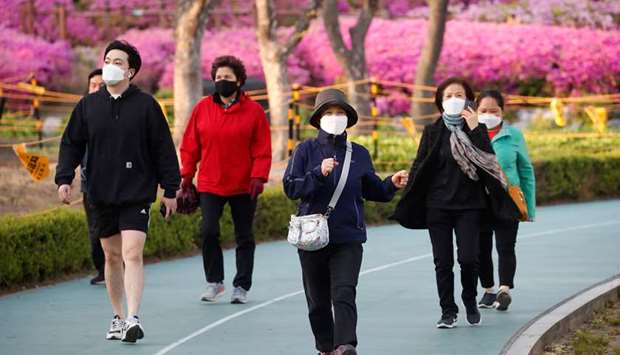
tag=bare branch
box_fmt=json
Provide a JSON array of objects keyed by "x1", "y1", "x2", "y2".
[
  {"x1": 282, "y1": 0, "x2": 323, "y2": 58},
  {"x1": 349, "y1": 0, "x2": 378, "y2": 48},
  {"x1": 322, "y1": 0, "x2": 351, "y2": 63}
]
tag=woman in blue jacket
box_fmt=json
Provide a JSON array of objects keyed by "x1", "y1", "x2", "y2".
[
  {"x1": 283, "y1": 89, "x2": 408, "y2": 355},
  {"x1": 476, "y1": 89, "x2": 536, "y2": 311}
]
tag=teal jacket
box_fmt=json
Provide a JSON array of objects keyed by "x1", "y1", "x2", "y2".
[{"x1": 491, "y1": 124, "x2": 536, "y2": 220}]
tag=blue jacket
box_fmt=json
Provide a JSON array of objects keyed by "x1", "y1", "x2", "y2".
[{"x1": 283, "y1": 130, "x2": 397, "y2": 244}]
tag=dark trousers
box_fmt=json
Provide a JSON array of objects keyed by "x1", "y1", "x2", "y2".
[
  {"x1": 199, "y1": 193, "x2": 257, "y2": 291},
  {"x1": 298, "y1": 243, "x2": 363, "y2": 352},
  {"x1": 479, "y1": 215, "x2": 519, "y2": 289},
  {"x1": 83, "y1": 194, "x2": 105, "y2": 274},
  {"x1": 427, "y1": 208, "x2": 481, "y2": 316}
]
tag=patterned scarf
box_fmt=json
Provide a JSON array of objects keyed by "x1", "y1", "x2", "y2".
[{"x1": 442, "y1": 113, "x2": 508, "y2": 189}]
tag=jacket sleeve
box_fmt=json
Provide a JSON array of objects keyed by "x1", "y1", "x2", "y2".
[
  {"x1": 179, "y1": 102, "x2": 202, "y2": 180},
  {"x1": 282, "y1": 143, "x2": 326, "y2": 200},
  {"x1": 250, "y1": 109, "x2": 272, "y2": 181},
  {"x1": 55, "y1": 99, "x2": 87, "y2": 187},
  {"x1": 405, "y1": 125, "x2": 431, "y2": 188},
  {"x1": 362, "y1": 148, "x2": 397, "y2": 202},
  {"x1": 148, "y1": 98, "x2": 181, "y2": 198},
  {"x1": 467, "y1": 124, "x2": 494, "y2": 153},
  {"x1": 515, "y1": 130, "x2": 536, "y2": 220}
]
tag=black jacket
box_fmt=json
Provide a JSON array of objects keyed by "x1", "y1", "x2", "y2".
[
  {"x1": 391, "y1": 118, "x2": 519, "y2": 229},
  {"x1": 55, "y1": 85, "x2": 180, "y2": 206}
]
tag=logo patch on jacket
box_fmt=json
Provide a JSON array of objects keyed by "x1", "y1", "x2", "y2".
[{"x1": 126, "y1": 162, "x2": 133, "y2": 169}]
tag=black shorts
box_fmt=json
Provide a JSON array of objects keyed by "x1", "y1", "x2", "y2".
[{"x1": 90, "y1": 203, "x2": 152, "y2": 239}]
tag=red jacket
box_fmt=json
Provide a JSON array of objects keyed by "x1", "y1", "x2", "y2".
[{"x1": 180, "y1": 93, "x2": 272, "y2": 196}]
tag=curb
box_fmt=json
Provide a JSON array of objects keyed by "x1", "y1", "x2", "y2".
[{"x1": 500, "y1": 274, "x2": 620, "y2": 355}]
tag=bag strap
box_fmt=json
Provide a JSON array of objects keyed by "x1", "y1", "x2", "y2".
[{"x1": 325, "y1": 141, "x2": 352, "y2": 218}]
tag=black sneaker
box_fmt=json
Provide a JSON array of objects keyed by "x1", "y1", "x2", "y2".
[
  {"x1": 436, "y1": 313, "x2": 457, "y2": 329},
  {"x1": 495, "y1": 290, "x2": 512, "y2": 311},
  {"x1": 478, "y1": 292, "x2": 497, "y2": 309},
  {"x1": 90, "y1": 272, "x2": 105, "y2": 285},
  {"x1": 465, "y1": 301, "x2": 481, "y2": 325}
]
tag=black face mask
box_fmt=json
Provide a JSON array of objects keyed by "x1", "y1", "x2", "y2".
[{"x1": 215, "y1": 80, "x2": 239, "y2": 98}]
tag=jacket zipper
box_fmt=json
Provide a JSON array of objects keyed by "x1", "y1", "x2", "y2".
[{"x1": 353, "y1": 198, "x2": 362, "y2": 230}]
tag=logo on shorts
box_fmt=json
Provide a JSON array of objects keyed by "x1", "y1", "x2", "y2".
[
  {"x1": 126, "y1": 162, "x2": 133, "y2": 169},
  {"x1": 140, "y1": 209, "x2": 147, "y2": 215}
]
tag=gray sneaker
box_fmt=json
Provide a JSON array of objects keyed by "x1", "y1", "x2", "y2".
[
  {"x1": 335, "y1": 344, "x2": 357, "y2": 355},
  {"x1": 201, "y1": 282, "x2": 225, "y2": 302},
  {"x1": 106, "y1": 315, "x2": 124, "y2": 340},
  {"x1": 231, "y1": 286, "x2": 248, "y2": 304}
]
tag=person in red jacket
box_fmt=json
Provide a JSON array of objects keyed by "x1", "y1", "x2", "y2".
[{"x1": 180, "y1": 56, "x2": 272, "y2": 304}]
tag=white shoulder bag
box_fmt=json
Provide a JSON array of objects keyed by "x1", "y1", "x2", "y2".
[{"x1": 287, "y1": 141, "x2": 352, "y2": 251}]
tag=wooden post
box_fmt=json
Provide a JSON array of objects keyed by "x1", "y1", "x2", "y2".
[
  {"x1": 23, "y1": 0, "x2": 35, "y2": 34},
  {"x1": 370, "y1": 77, "x2": 380, "y2": 159},
  {"x1": 30, "y1": 78, "x2": 43, "y2": 148},
  {"x1": 158, "y1": 0, "x2": 166, "y2": 27},
  {"x1": 0, "y1": 90, "x2": 6, "y2": 123},
  {"x1": 57, "y1": 4, "x2": 68, "y2": 40},
  {"x1": 288, "y1": 101, "x2": 295, "y2": 156},
  {"x1": 292, "y1": 83, "x2": 301, "y2": 143}
]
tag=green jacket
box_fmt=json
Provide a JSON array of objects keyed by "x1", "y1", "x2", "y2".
[{"x1": 491, "y1": 123, "x2": 536, "y2": 220}]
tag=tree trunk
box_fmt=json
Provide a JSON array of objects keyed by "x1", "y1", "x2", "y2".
[
  {"x1": 322, "y1": 0, "x2": 377, "y2": 126},
  {"x1": 259, "y1": 53, "x2": 290, "y2": 162},
  {"x1": 256, "y1": 0, "x2": 322, "y2": 161},
  {"x1": 411, "y1": 0, "x2": 448, "y2": 130},
  {"x1": 172, "y1": 0, "x2": 220, "y2": 145}
]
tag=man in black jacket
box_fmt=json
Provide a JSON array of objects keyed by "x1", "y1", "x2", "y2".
[
  {"x1": 55, "y1": 40, "x2": 180, "y2": 344},
  {"x1": 82, "y1": 68, "x2": 106, "y2": 286}
]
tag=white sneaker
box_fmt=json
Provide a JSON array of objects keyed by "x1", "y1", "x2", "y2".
[
  {"x1": 106, "y1": 315, "x2": 124, "y2": 340},
  {"x1": 201, "y1": 282, "x2": 225, "y2": 302},
  {"x1": 231, "y1": 286, "x2": 248, "y2": 304},
  {"x1": 121, "y1": 316, "x2": 144, "y2": 343}
]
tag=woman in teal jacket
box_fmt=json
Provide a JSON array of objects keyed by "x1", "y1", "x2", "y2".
[{"x1": 475, "y1": 89, "x2": 536, "y2": 311}]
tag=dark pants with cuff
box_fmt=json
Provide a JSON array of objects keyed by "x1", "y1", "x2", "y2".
[
  {"x1": 479, "y1": 214, "x2": 519, "y2": 289},
  {"x1": 427, "y1": 208, "x2": 481, "y2": 316},
  {"x1": 200, "y1": 192, "x2": 257, "y2": 291},
  {"x1": 83, "y1": 194, "x2": 105, "y2": 275},
  {"x1": 298, "y1": 243, "x2": 363, "y2": 352}
]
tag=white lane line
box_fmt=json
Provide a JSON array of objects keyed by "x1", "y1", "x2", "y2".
[{"x1": 153, "y1": 220, "x2": 620, "y2": 355}]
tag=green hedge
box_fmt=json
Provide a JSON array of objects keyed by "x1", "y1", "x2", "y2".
[{"x1": 1, "y1": 154, "x2": 619, "y2": 289}]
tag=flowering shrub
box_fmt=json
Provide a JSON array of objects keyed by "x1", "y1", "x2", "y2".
[
  {"x1": 120, "y1": 18, "x2": 620, "y2": 115},
  {"x1": 295, "y1": 18, "x2": 620, "y2": 114},
  {"x1": 117, "y1": 28, "x2": 176, "y2": 92},
  {"x1": 457, "y1": 0, "x2": 620, "y2": 30},
  {"x1": 0, "y1": 0, "x2": 100, "y2": 44},
  {"x1": 125, "y1": 27, "x2": 312, "y2": 89},
  {"x1": 0, "y1": 26, "x2": 72, "y2": 86}
]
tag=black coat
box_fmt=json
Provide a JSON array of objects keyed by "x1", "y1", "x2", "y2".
[{"x1": 391, "y1": 118, "x2": 520, "y2": 229}]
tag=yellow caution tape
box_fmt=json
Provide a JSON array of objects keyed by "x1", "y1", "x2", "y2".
[
  {"x1": 550, "y1": 98, "x2": 566, "y2": 127},
  {"x1": 12, "y1": 144, "x2": 50, "y2": 181},
  {"x1": 584, "y1": 106, "x2": 608, "y2": 134}
]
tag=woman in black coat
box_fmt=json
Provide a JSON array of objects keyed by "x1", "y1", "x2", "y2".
[{"x1": 391, "y1": 77, "x2": 519, "y2": 329}]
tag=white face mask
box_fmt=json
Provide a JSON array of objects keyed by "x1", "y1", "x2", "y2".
[
  {"x1": 102, "y1": 64, "x2": 128, "y2": 86},
  {"x1": 478, "y1": 113, "x2": 502, "y2": 129},
  {"x1": 320, "y1": 114, "x2": 348, "y2": 135},
  {"x1": 442, "y1": 97, "x2": 466, "y2": 115}
]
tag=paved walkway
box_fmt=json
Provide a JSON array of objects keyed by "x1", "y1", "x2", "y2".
[{"x1": 1, "y1": 200, "x2": 619, "y2": 355}]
